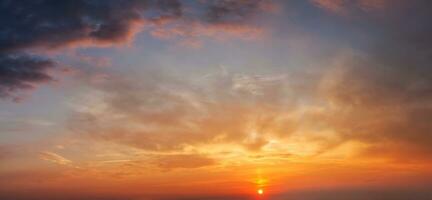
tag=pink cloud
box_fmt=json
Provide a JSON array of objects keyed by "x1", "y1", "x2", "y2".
[
  {"x1": 311, "y1": 0, "x2": 392, "y2": 15},
  {"x1": 150, "y1": 21, "x2": 264, "y2": 48}
]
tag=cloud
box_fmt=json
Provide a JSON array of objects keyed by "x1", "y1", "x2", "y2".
[
  {"x1": 98, "y1": 153, "x2": 216, "y2": 171},
  {"x1": 0, "y1": 0, "x2": 180, "y2": 99},
  {"x1": 148, "y1": 0, "x2": 274, "y2": 47},
  {"x1": 0, "y1": 0, "x2": 275, "y2": 100},
  {"x1": 299, "y1": 0, "x2": 432, "y2": 161},
  {"x1": 0, "y1": 0, "x2": 272, "y2": 52},
  {"x1": 150, "y1": 154, "x2": 216, "y2": 170},
  {"x1": 67, "y1": 0, "x2": 432, "y2": 162},
  {"x1": 0, "y1": 0, "x2": 180, "y2": 52},
  {"x1": 150, "y1": 22, "x2": 264, "y2": 48},
  {"x1": 39, "y1": 151, "x2": 72, "y2": 165},
  {"x1": 0, "y1": 54, "x2": 55, "y2": 101},
  {"x1": 311, "y1": 0, "x2": 392, "y2": 15},
  {"x1": 204, "y1": 0, "x2": 274, "y2": 24},
  {"x1": 315, "y1": 50, "x2": 432, "y2": 161},
  {"x1": 68, "y1": 69, "x2": 299, "y2": 153},
  {"x1": 357, "y1": 0, "x2": 389, "y2": 11},
  {"x1": 311, "y1": 0, "x2": 347, "y2": 15}
]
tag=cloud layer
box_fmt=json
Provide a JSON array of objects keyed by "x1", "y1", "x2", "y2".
[
  {"x1": 69, "y1": 70, "x2": 298, "y2": 153},
  {"x1": 311, "y1": 0, "x2": 432, "y2": 160},
  {"x1": 0, "y1": 0, "x2": 274, "y2": 100},
  {"x1": 0, "y1": 54, "x2": 55, "y2": 101}
]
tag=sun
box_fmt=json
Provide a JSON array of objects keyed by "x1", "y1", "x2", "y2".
[{"x1": 257, "y1": 189, "x2": 264, "y2": 195}]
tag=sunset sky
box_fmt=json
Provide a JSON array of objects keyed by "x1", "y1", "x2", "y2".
[{"x1": 1, "y1": 0, "x2": 432, "y2": 200}]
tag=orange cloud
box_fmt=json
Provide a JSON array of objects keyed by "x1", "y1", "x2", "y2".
[
  {"x1": 150, "y1": 21, "x2": 264, "y2": 48},
  {"x1": 39, "y1": 151, "x2": 72, "y2": 166},
  {"x1": 68, "y1": 71, "x2": 298, "y2": 154},
  {"x1": 150, "y1": 154, "x2": 216, "y2": 170}
]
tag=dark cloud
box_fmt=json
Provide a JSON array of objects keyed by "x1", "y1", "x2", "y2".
[
  {"x1": 0, "y1": 54, "x2": 55, "y2": 101},
  {"x1": 0, "y1": 0, "x2": 183, "y2": 52},
  {"x1": 0, "y1": 0, "x2": 163, "y2": 100},
  {"x1": 0, "y1": 0, "x2": 272, "y2": 100},
  {"x1": 0, "y1": 0, "x2": 271, "y2": 52}
]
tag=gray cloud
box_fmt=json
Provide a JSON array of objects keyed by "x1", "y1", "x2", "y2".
[
  {"x1": 0, "y1": 0, "x2": 273, "y2": 100},
  {"x1": 205, "y1": 0, "x2": 271, "y2": 23},
  {"x1": 0, "y1": 54, "x2": 55, "y2": 101},
  {"x1": 0, "y1": 0, "x2": 182, "y2": 52}
]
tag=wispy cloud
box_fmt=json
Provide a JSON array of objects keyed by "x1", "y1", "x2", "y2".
[
  {"x1": 68, "y1": 69, "x2": 298, "y2": 154},
  {"x1": 39, "y1": 151, "x2": 72, "y2": 165}
]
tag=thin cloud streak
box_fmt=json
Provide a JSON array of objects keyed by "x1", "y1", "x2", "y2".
[{"x1": 39, "y1": 151, "x2": 72, "y2": 165}]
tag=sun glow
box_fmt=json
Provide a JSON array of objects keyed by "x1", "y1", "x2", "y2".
[{"x1": 257, "y1": 189, "x2": 264, "y2": 195}]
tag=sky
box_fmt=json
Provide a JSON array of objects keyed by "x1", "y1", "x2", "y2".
[{"x1": 1, "y1": 0, "x2": 432, "y2": 199}]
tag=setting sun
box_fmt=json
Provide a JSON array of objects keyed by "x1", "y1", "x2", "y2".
[{"x1": 257, "y1": 189, "x2": 264, "y2": 195}]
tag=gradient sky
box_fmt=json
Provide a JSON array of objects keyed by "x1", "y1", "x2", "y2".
[{"x1": 1, "y1": 0, "x2": 432, "y2": 200}]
